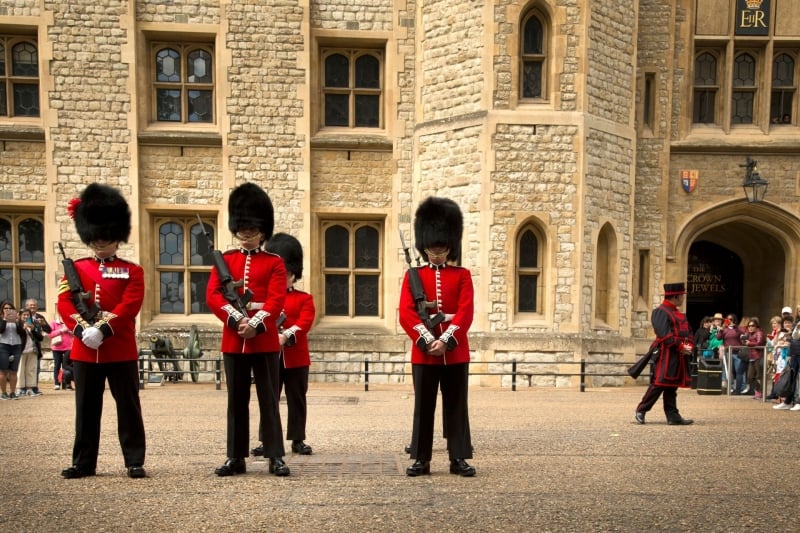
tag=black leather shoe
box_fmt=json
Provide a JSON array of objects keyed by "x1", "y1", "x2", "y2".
[
  {"x1": 127, "y1": 465, "x2": 146, "y2": 479},
  {"x1": 449, "y1": 459, "x2": 476, "y2": 477},
  {"x1": 269, "y1": 457, "x2": 290, "y2": 476},
  {"x1": 667, "y1": 417, "x2": 694, "y2": 426},
  {"x1": 215, "y1": 458, "x2": 246, "y2": 477},
  {"x1": 406, "y1": 459, "x2": 431, "y2": 477},
  {"x1": 291, "y1": 441, "x2": 313, "y2": 455},
  {"x1": 250, "y1": 444, "x2": 264, "y2": 457},
  {"x1": 404, "y1": 444, "x2": 411, "y2": 454},
  {"x1": 634, "y1": 411, "x2": 646, "y2": 425},
  {"x1": 61, "y1": 465, "x2": 96, "y2": 479}
]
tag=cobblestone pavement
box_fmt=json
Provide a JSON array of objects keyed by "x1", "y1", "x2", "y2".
[{"x1": 0, "y1": 382, "x2": 796, "y2": 532}]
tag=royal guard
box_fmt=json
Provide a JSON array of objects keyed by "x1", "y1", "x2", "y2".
[
  {"x1": 634, "y1": 282, "x2": 695, "y2": 426},
  {"x1": 251, "y1": 233, "x2": 317, "y2": 457},
  {"x1": 206, "y1": 182, "x2": 289, "y2": 477},
  {"x1": 399, "y1": 197, "x2": 476, "y2": 477},
  {"x1": 58, "y1": 183, "x2": 147, "y2": 479}
]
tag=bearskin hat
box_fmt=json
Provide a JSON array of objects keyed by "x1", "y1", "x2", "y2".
[
  {"x1": 414, "y1": 196, "x2": 463, "y2": 262},
  {"x1": 228, "y1": 182, "x2": 274, "y2": 240},
  {"x1": 69, "y1": 183, "x2": 132, "y2": 245},
  {"x1": 266, "y1": 232, "x2": 303, "y2": 280}
]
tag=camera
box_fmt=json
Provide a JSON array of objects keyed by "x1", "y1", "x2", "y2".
[{"x1": 740, "y1": 334, "x2": 749, "y2": 343}]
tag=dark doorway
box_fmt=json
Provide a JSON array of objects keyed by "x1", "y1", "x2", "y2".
[{"x1": 687, "y1": 241, "x2": 743, "y2": 331}]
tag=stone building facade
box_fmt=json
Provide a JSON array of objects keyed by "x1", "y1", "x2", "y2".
[{"x1": 1, "y1": 0, "x2": 799, "y2": 387}]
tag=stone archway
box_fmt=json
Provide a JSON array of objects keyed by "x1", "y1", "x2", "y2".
[{"x1": 673, "y1": 200, "x2": 800, "y2": 331}]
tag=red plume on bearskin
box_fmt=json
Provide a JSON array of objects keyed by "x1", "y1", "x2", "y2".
[{"x1": 67, "y1": 198, "x2": 81, "y2": 219}]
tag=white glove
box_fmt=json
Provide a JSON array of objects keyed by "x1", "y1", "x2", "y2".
[{"x1": 82, "y1": 327, "x2": 104, "y2": 349}]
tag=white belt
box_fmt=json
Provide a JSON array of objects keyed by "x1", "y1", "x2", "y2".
[
  {"x1": 430, "y1": 313, "x2": 455, "y2": 322},
  {"x1": 247, "y1": 302, "x2": 265, "y2": 310}
]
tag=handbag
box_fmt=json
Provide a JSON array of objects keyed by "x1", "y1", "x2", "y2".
[{"x1": 772, "y1": 368, "x2": 795, "y2": 398}]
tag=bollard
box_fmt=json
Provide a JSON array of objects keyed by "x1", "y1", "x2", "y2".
[
  {"x1": 138, "y1": 352, "x2": 145, "y2": 390},
  {"x1": 364, "y1": 357, "x2": 370, "y2": 392},
  {"x1": 512, "y1": 359, "x2": 517, "y2": 391},
  {"x1": 580, "y1": 359, "x2": 586, "y2": 392}
]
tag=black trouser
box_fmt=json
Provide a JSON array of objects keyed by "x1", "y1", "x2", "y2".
[
  {"x1": 72, "y1": 360, "x2": 146, "y2": 469},
  {"x1": 223, "y1": 352, "x2": 284, "y2": 459},
  {"x1": 636, "y1": 383, "x2": 680, "y2": 421},
  {"x1": 276, "y1": 356, "x2": 308, "y2": 441},
  {"x1": 409, "y1": 363, "x2": 472, "y2": 461}
]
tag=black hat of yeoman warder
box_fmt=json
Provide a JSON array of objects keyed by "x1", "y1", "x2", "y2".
[
  {"x1": 70, "y1": 183, "x2": 132, "y2": 245},
  {"x1": 228, "y1": 182, "x2": 274, "y2": 240},
  {"x1": 414, "y1": 196, "x2": 464, "y2": 263},
  {"x1": 266, "y1": 232, "x2": 303, "y2": 280},
  {"x1": 664, "y1": 282, "x2": 686, "y2": 296}
]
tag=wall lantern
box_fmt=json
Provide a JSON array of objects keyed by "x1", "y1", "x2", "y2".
[{"x1": 740, "y1": 157, "x2": 768, "y2": 203}]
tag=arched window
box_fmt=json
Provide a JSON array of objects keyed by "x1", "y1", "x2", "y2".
[
  {"x1": 322, "y1": 221, "x2": 382, "y2": 317},
  {"x1": 771, "y1": 52, "x2": 795, "y2": 125},
  {"x1": 154, "y1": 216, "x2": 214, "y2": 314},
  {"x1": 693, "y1": 51, "x2": 718, "y2": 124},
  {"x1": 0, "y1": 214, "x2": 46, "y2": 308},
  {"x1": 153, "y1": 43, "x2": 214, "y2": 123},
  {"x1": 0, "y1": 36, "x2": 40, "y2": 117},
  {"x1": 520, "y1": 10, "x2": 547, "y2": 100},
  {"x1": 516, "y1": 224, "x2": 544, "y2": 313},
  {"x1": 322, "y1": 49, "x2": 383, "y2": 128},
  {"x1": 732, "y1": 52, "x2": 757, "y2": 124}
]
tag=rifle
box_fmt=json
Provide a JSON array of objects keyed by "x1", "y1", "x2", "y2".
[
  {"x1": 58, "y1": 243, "x2": 100, "y2": 323},
  {"x1": 399, "y1": 230, "x2": 445, "y2": 331},
  {"x1": 196, "y1": 214, "x2": 253, "y2": 316}
]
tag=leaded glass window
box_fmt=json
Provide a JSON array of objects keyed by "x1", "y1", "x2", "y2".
[
  {"x1": 322, "y1": 49, "x2": 383, "y2": 129},
  {"x1": 153, "y1": 44, "x2": 214, "y2": 124},
  {"x1": 0, "y1": 36, "x2": 40, "y2": 117},
  {"x1": 155, "y1": 217, "x2": 214, "y2": 315},
  {"x1": 0, "y1": 215, "x2": 45, "y2": 309},
  {"x1": 521, "y1": 12, "x2": 547, "y2": 100},
  {"x1": 517, "y1": 226, "x2": 543, "y2": 314},
  {"x1": 322, "y1": 221, "x2": 382, "y2": 317}
]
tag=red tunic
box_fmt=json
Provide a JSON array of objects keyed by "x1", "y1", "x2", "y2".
[
  {"x1": 57, "y1": 256, "x2": 144, "y2": 364},
  {"x1": 206, "y1": 248, "x2": 286, "y2": 354},
  {"x1": 399, "y1": 264, "x2": 474, "y2": 365},
  {"x1": 651, "y1": 299, "x2": 693, "y2": 388},
  {"x1": 279, "y1": 288, "x2": 316, "y2": 368}
]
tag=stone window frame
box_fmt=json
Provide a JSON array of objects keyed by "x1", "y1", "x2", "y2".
[
  {"x1": 318, "y1": 219, "x2": 383, "y2": 321},
  {"x1": 519, "y1": 7, "x2": 549, "y2": 102},
  {"x1": 514, "y1": 221, "x2": 545, "y2": 316},
  {"x1": 318, "y1": 46, "x2": 385, "y2": 131},
  {"x1": 152, "y1": 214, "x2": 215, "y2": 317},
  {"x1": 0, "y1": 33, "x2": 40, "y2": 119},
  {"x1": 0, "y1": 212, "x2": 46, "y2": 311}
]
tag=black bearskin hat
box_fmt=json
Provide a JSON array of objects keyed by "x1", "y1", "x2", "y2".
[
  {"x1": 68, "y1": 183, "x2": 132, "y2": 245},
  {"x1": 266, "y1": 232, "x2": 303, "y2": 280},
  {"x1": 414, "y1": 196, "x2": 463, "y2": 262},
  {"x1": 228, "y1": 182, "x2": 274, "y2": 240}
]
